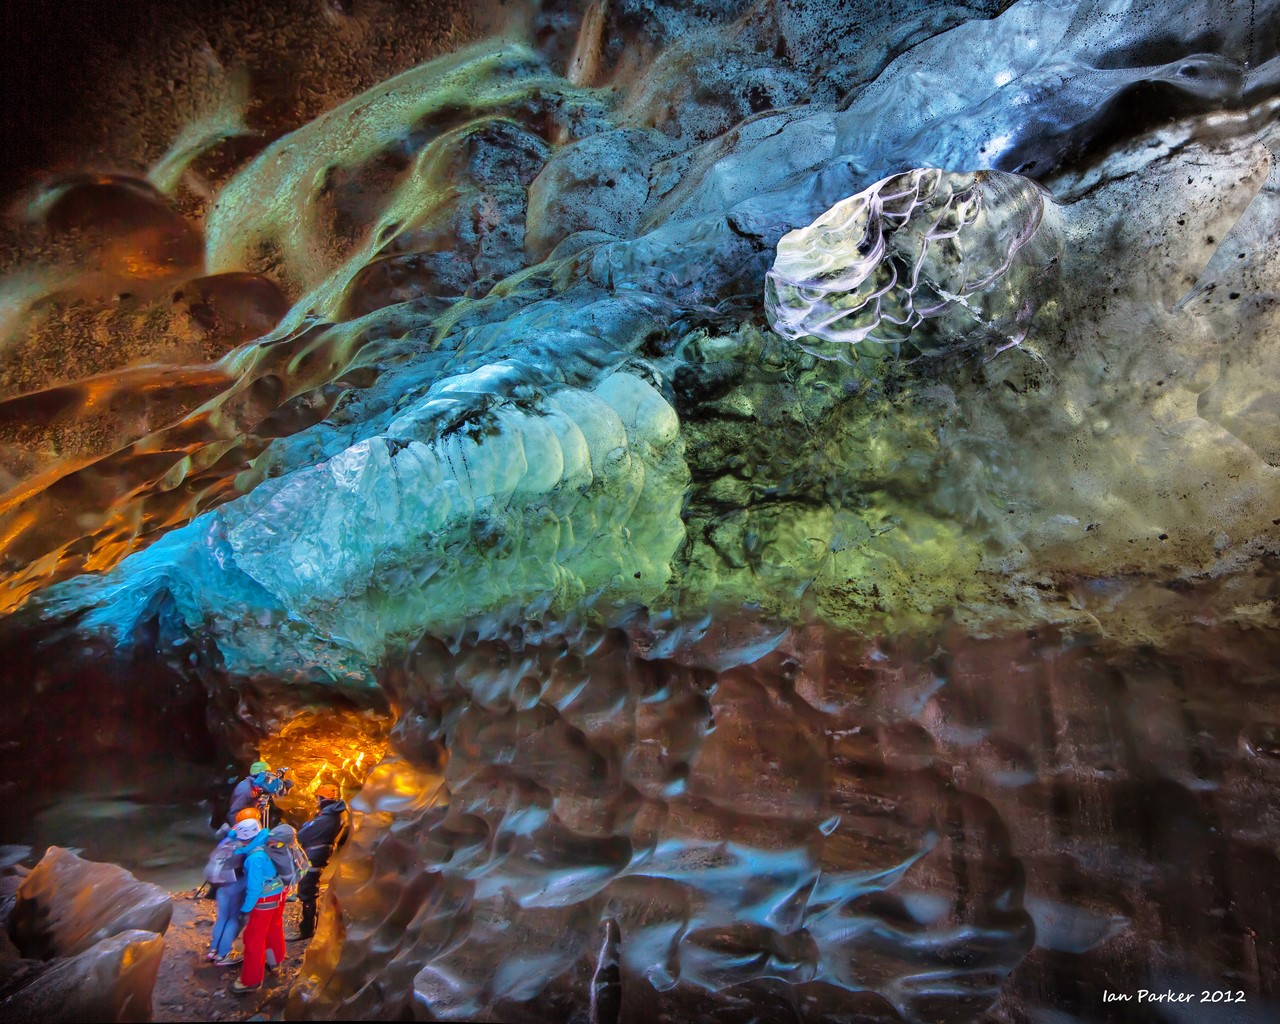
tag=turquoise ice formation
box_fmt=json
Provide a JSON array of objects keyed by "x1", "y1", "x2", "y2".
[{"x1": 19, "y1": 0, "x2": 1279, "y2": 678}]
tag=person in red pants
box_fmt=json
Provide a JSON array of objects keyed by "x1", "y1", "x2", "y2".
[{"x1": 231, "y1": 820, "x2": 286, "y2": 993}]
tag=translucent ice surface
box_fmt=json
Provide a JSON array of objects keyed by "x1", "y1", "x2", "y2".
[{"x1": 764, "y1": 168, "x2": 1061, "y2": 356}]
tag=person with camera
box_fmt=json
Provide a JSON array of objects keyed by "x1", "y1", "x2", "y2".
[{"x1": 225, "y1": 760, "x2": 295, "y2": 828}]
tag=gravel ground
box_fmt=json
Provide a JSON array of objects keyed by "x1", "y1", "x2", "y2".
[{"x1": 154, "y1": 888, "x2": 310, "y2": 1022}]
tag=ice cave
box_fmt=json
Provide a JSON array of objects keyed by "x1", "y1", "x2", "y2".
[{"x1": 1, "y1": 0, "x2": 1279, "y2": 1020}]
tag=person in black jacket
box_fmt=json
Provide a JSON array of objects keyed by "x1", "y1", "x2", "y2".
[
  {"x1": 291, "y1": 784, "x2": 350, "y2": 940},
  {"x1": 225, "y1": 760, "x2": 295, "y2": 828}
]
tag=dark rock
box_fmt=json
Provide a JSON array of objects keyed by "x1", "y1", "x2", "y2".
[{"x1": 0, "y1": 928, "x2": 164, "y2": 1024}]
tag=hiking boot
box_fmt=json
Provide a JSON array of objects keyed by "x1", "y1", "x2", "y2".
[
  {"x1": 231, "y1": 980, "x2": 260, "y2": 994},
  {"x1": 288, "y1": 932, "x2": 313, "y2": 942},
  {"x1": 214, "y1": 952, "x2": 242, "y2": 967}
]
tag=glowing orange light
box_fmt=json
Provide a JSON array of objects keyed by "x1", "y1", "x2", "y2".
[{"x1": 255, "y1": 706, "x2": 392, "y2": 824}]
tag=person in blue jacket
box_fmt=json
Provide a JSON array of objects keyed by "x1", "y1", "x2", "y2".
[{"x1": 231, "y1": 822, "x2": 287, "y2": 993}]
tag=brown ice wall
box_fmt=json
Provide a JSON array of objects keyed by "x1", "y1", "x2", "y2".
[{"x1": 285, "y1": 620, "x2": 1280, "y2": 1022}]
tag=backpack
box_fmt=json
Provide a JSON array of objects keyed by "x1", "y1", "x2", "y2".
[
  {"x1": 265, "y1": 824, "x2": 311, "y2": 885},
  {"x1": 204, "y1": 838, "x2": 242, "y2": 886}
]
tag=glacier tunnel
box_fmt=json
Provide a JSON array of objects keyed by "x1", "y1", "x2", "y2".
[{"x1": 1, "y1": 0, "x2": 1279, "y2": 1021}]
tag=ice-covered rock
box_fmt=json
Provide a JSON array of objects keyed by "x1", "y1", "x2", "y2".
[
  {"x1": 8, "y1": 847, "x2": 171, "y2": 960},
  {"x1": 0, "y1": 928, "x2": 164, "y2": 1024},
  {"x1": 289, "y1": 627, "x2": 1039, "y2": 1022},
  {"x1": 0, "y1": 851, "x2": 167, "y2": 1023}
]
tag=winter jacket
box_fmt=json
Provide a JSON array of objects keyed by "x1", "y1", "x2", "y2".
[
  {"x1": 225, "y1": 772, "x2": 294, "y2": 825},
  {"x1": 239, "y1": 831, "x2": 285, "y2": 912},
  {"x1": 296, "y1": 798, "x2": 349, "y2": 869},
  {"x1": 225, "y1": 777, "x2": 260, "y2": 825}
]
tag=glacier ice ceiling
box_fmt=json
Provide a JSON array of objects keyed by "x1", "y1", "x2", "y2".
[{"x1": 2, "y1": 0, "x2": 1280, "y2": 1020}]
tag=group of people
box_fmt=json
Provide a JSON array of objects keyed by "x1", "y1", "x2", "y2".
[{"x1": 203, "y1": 760, "x2": 350, "y2": 993}]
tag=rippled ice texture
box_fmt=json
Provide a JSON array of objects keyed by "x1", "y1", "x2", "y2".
[{"x1": 6, "y1": 0, "x2": 1280, "y2": 1020}]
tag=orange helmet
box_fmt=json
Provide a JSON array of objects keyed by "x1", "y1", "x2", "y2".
[
  {"x1": 234, "y1": 807, "x2": 261, "y2": 823},
  {"x1": 316, "y1": 784, "x2": 339, "y2": 801}
]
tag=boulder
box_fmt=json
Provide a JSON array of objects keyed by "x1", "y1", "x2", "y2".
[
  {"x1": 0, "y1": 928, "x2": 164, "y2": 1024},
  {"x1": 7, "y1": 848, "x2": 171, "y2": 960}
]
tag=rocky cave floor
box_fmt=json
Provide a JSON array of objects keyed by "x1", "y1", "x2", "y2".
[
  {"x1": 0, "y1": 864, "x2": 308, "y2": 1024},
  {"x1": 153, "y1": 889, "x2": 306, "y2": 1024}
]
